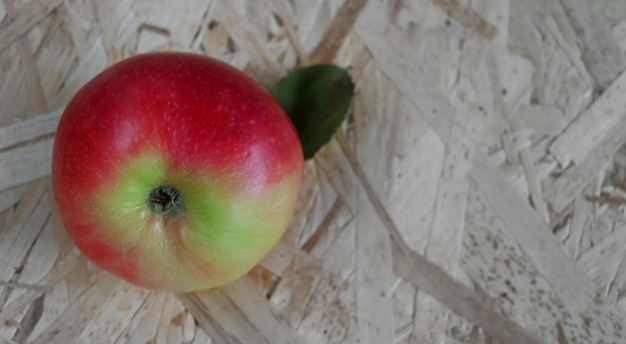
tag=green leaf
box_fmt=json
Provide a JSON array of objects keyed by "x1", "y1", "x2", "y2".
[{"x1": 271, "y1": 64, "x2": 355, "y2": 160}]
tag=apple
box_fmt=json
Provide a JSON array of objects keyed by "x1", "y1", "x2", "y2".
[{"x1": 51, "y1": 52, "x2": 303, "y2": 292}]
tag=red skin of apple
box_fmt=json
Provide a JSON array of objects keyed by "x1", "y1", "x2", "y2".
[{"x1": 52, "y1": 52, "x2": 303, "y2": 292}]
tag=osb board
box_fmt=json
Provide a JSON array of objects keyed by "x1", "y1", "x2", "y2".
[{"x1": 1, "y1": 0, "x2": 626, "y2": 343}]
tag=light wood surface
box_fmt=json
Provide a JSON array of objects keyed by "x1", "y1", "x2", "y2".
[{"x1": 2, "y1": 0, "x2": 626, "y2": 343}]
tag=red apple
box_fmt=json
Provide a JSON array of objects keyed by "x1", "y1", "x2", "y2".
[{"x1": 51, "y1": 52, "x2": 303, "y2": 292}]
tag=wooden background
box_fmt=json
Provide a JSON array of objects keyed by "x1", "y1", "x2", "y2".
[{"x1": 2, "y1": 0, "x2": 626, "y2": 343}]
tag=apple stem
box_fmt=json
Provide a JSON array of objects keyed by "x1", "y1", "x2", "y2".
[{"x1": 147, "y1": 185, "x2": 185, "y2": 215}]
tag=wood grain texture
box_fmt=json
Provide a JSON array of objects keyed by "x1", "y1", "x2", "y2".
[
  {"x1": 2, "y1": 0, "x2": 626, "y2": 342},
  {"x1": 0, "y1": 0, "x2": 64, "y2": 53}
]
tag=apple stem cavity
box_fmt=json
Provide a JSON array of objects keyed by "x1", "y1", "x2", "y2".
[{"x1": 147, "y1": 185, "x2": 185, "y2": 215}]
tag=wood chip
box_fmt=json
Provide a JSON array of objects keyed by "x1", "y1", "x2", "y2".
[
  {"x1": 0, "y1": 109, "x2": 61, "y2": 151},
  {"x1": 296, "y1": 271, "x2": 352, "y2": 344},
  {"x1": 411, "y1": 90, "x2": 473, "y2": 343},
  {"x1": 29, "y1": 273, "x2": 120, "y2": 344},
  {"x1": 433, "y1": 0, "x2": 497, "y2": 39},
  {"x1": 558, "y1": 0, "x2": 623, "y2": 90},
  {"x1": 472, "y1": 149, "x2": 596, "y2": 312},
  {"x1": 0, "y1": 184, "x2": 27, "y2": 213},
  {"x1": 0, "y1": 139, "x2": 53, "y2": 192},
  {"x1": 0, "y1": 180, "x2": 49, "y2": 304},
  {"x1": 115, "y1": 293, "x2": 167, "y2": 344},
  {"x1": 549, "y1": 69, "x2": 626, "y2": 167},
  {"x1": 335, "y1": 132, "x2": 544, "y2": 344},
  {"x1": 546, "y1": 119, "x2": 626, "y2": 213},
  {"x1": 309, "y1": 0, "x2": 367, "y2": 64},
  {"x1": 76, "y1": 283, "x2": 149, "y2": 344},
  {"x1": 354, "y1": 191, "x2": 395, "y2": 343},
  {"x1": 269, "y1": 253, "x2": 323, "y2": 328},
  {"x1": 180, "y1": 277, "x2": 307, "y2": 344},
  {"x1": 0, "y1": 0, "x2": 64, "y2": 54}
]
